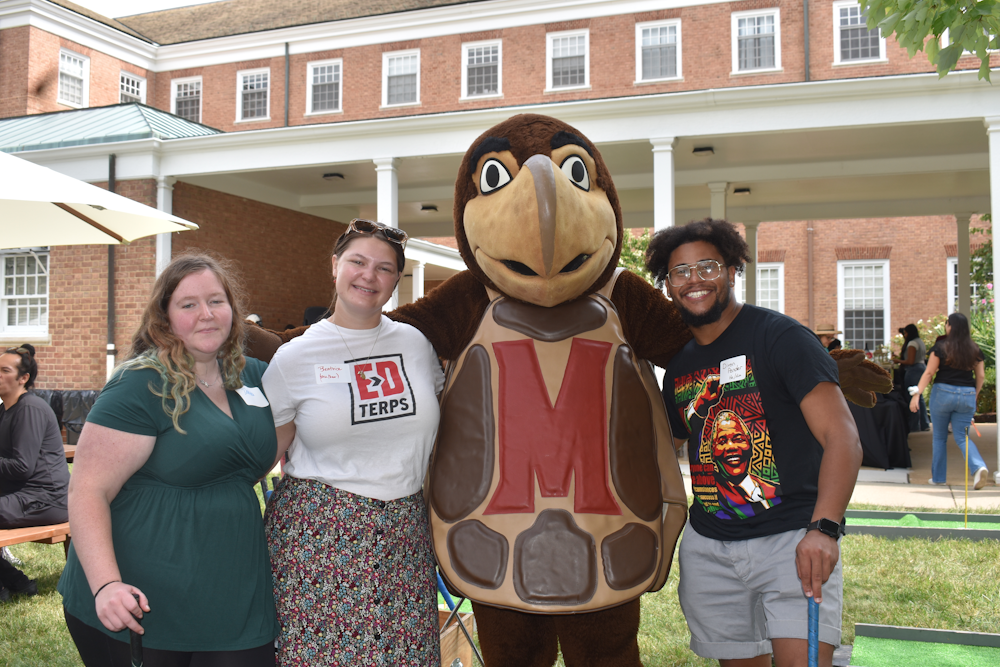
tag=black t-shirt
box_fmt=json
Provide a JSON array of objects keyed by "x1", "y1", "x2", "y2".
[
  {"x1": 662, "y1": 305, "x2": 839, "y2": 541},
  {"x1": 929, "y1": 341, "x2": 983, "y2": 388}
]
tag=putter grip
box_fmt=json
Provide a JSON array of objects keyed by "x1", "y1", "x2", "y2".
[
  {"x1": 808, "y1": 596, "x2": 819, "y2": 667},
  {"x1": 130, "y1": 593, "x2": 143, "y2": 667}
]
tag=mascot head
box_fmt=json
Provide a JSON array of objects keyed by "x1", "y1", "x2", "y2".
[{"x1": 454, "y1": 114, "x2": 623, "y2": 307}]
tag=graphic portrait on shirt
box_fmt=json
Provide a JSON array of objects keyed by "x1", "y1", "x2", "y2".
[
  {"x1": 347, "y1": 353, "x2": 417, "y2": 424},
  {"x1": 673, "y1": 359, "x2": 782, "y2": 520}
]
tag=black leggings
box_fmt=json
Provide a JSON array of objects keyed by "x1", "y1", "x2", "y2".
[{"x1": 64, "y1": 609, "x2": 275, "y2": 667}]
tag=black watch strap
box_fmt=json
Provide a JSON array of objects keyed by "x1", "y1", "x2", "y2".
[{"x1": 806, "y1": 518, "x2": 845, "y2": 538}]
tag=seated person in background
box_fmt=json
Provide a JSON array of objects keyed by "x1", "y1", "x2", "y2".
[
  {"x1": 814, "y1": 324, "x2": 842, "y2": 352},
  {"x1": 0, "y1": 344, "x2": 69, "y2": 601}
]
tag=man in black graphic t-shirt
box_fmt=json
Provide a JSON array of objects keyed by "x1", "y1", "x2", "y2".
[{"x1": 646, "y1": 219, "x2": 862, "y2": 667}]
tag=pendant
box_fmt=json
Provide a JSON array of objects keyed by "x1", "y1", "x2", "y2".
[{"x1": 359, "y1": 371, "x2": 366, "y2": 381}]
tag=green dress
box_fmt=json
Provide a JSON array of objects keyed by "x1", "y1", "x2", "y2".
[{"x1": 58, "y1": 358, "x2": 279, "y2": 651}]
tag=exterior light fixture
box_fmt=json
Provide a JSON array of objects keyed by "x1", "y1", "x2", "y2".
[
  {"x1": 420, "y1": 204, "x2": 438, "y2": 212},
  {"x1": 733, "y1": 187, "x2": 751, "y2": 196},
  {"x1": 692, "y1": 146, "x2": 715, "y2": 156},
  {"x1": 322, "y1": 172, "x2": 345, "y2": 180}
]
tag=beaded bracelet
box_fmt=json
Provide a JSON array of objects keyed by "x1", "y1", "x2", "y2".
[{"x1": 93, "y1": 580, "x2": 120, "y2": 598}]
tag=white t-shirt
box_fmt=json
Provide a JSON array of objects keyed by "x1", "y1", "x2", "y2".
[{"x1": 263, "y1": 316, "x2": 445, "y2": 501}]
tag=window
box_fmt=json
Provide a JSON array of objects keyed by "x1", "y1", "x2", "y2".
[
  {"x1": 833, "y1": 1, "x2": 885, "y2": 63},
  {"x1": 120, "y1": 72, "x2": 145, "y2": 104},
  {"x1": 382, "y1": 51, "x2": 420, "y2": 107},
  {"x1": 58, "y1": 50, "x2": 89, "y2": 107},
  {"x1": 172, "y1": 77, "x2": 202, "y2": 123},
  {"x1": 947, "y1": 257, "x2": 982, "y2": 313},
  {"x1": 736, "y1": 263, "x2": 785, "y2": 312},
  {"x1": 731, "y1": 9, "x2": 781, "y2": 73},
  {"x1": 1, "y1": 250, "x2": 49, "y2": 337},
  {"x1": 307, "y1": 60, "x2": 342, "y2": 114},
  {"x1": 838, "y1": 260, "x2": 890, "y2": 351},
  {"x1": 547, "y1": 30, "x2": 589, "y2": 90},
  {"x1": 636, "y1": 20, "x2": 681, "y2": 81},
  {"x1": 461, "y1": 41, "x2": 502, "y2": 99},
  {"x1": 237, "y1": 69, "x2": 270, "y2": 121}
]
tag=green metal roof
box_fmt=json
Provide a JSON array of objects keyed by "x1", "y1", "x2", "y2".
[{"x1": 0, "y1": 104, "x2": 221, "y2": 153}]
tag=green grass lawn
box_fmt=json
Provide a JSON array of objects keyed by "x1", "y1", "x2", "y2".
[{"x1": 3, "y1": 498, "x2": 998, "y2": 666}]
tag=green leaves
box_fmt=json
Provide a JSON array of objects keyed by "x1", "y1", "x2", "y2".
[{"x1": 862, "y1": 0, "x2": 999, "y2": 80}]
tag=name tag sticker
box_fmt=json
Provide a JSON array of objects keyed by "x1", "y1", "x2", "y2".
[
  {"x1": 315, "y1": 364, "x2": 351, "y2": 384},
  {"x1": 236, "y1": 385, "x2": 269, "y2": 407},
  {"x1": 720, "y1": 355, "x2": 747, "y2": 385}
]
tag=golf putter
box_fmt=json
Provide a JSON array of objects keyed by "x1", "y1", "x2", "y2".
[
  {"x1": 130, "y1": 593, "x2": 143, "y2": 667},
  {"x1": 808, "y1": 596, "x2": 819, "y2": 667}
]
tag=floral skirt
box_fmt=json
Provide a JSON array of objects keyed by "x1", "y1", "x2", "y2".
[{"x1": 264, "y1": 476, "x2": 440, "y2": 666}]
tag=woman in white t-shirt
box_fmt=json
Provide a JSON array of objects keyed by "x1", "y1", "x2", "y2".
[{"x1": 262, "y1": 220, "x2": 444, "y2": 666}]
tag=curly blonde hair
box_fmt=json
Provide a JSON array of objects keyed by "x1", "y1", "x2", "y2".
[{"x1": 118, "y1": 252, "x2": 248, "y2": 433}]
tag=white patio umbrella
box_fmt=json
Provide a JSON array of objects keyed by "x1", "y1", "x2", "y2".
[{"x1": 0, "y1": 151, "x2": 197, "y2": 249}]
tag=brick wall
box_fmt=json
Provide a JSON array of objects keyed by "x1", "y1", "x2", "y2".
[
  {"x1": 0, "y1": 26, "x2": 31, "y2": 117},
  {"x1": 171, "y1": 182, "x2": 346, "y2": 331}
]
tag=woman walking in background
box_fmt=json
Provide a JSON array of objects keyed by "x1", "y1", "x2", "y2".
[
  {"x1": 910, "y1": 312, "x2": 990, "y2": 488},
  {"x1": 895, "y1": 323, "x2": 929, "y2": 432}
]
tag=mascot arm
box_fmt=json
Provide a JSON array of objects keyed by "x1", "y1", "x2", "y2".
[
  {"x1": 831, "y1": 349, "x2": 892, "y2": 408},
  {"x1": 244, "y1": 324, "x2": 309, "y2": 364},
  {"x1": 387, "y1": 270, "x2": 490, "y2": 360},
  {"x1": 610, "y1": 270, "x2": 691, "y2": 369}
]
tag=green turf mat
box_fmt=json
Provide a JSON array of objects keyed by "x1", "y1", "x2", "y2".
[
  {"x1": 851, "y1": 636, "x2": 1000, "y2": 667},
  {"x1": 438, "y1": 592, "x2": 474, "y2": 613},
  {"x1": 849, "y1": 514, "x2": 1000, "y2": 530}
]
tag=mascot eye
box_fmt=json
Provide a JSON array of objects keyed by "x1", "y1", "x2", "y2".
[
  {"x1": 560, "y1": 155, "x2": 590, "y2": 192},
  {"x1": 480, "y1": 159, "x2": 512, "y2": 194}
]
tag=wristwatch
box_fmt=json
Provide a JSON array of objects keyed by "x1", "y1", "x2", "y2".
[{"x1": 806, "y1": 518, "x2": 845, "y2": 539}]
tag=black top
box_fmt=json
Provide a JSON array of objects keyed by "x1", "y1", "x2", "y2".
[
  {"x1": 662, "y1": 305, "x2": 839, "y2": 541},
  {"x1": 0, "y1": 392, "x2": 69, "y2": 509},
  {"x1": 930, "y1": 341, "x2": 983, "y2": 388}
]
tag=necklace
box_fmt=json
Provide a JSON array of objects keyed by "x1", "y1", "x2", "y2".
[
  {"x1": 334, "y1": 318, "x2": 382, "y2": 380},
  {"x1": 196, "y1": 363, "x2": 221, "y2": 388}
]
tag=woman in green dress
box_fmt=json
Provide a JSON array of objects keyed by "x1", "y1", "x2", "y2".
[{"x1": 58, "y1": 254, "x2": 279, "y2": 666}]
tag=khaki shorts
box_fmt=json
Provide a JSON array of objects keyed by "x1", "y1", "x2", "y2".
[{"x1": 677, "y1": 527, "x2": 843, "y2": 661}]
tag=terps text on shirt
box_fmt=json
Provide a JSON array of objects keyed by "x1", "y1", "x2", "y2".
[{"x1": 347, "y1": 353, "x2": 416, "y2": 424}]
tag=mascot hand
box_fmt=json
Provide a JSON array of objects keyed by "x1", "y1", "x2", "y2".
[
  {"x1": 245, "y1": 325, "x2": 309, "y2": 363},
  {"x1": 831, "y1": 349, "x2": 891, "y2": 408}
]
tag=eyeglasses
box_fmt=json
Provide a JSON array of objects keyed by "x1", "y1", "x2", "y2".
[
  {"x1": 666, "y1": 260, "x2": 726, "y2": 287},
  {"x1": 347, "y1": 219, "x2": 408, "y2": 249},
  {"x1": 4, "y1": 347, "x2": 28, "y2": 355}
]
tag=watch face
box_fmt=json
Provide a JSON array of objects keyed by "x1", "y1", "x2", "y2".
[{"x1": 818, "y1": 519, "x2": 841, "y2": 537}]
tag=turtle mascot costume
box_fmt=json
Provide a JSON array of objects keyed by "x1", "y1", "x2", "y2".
[{"x1": 248, "y1": 113, "x2": 890, "y2": 666}]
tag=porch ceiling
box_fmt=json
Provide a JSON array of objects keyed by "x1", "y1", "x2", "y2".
[{"x1": 178, "y1": 117, "x2": 990, "y2": 237}]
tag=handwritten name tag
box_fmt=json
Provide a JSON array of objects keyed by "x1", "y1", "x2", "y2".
[
  {"x1": 236, "y1": 385, "x2": 269, "y2": 407},
  {"x1": 720, "y1": 355, "x2": 747, "y2": 385},
  {"x1": 315, "y1": 364, "x2": 351, "y2": 384}
]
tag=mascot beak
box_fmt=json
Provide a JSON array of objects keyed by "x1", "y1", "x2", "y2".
[{"x1": 465, "y1": 153, "x2": 617, "y2": 307}]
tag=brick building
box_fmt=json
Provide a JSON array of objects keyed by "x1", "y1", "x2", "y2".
[{"x1": 0, "y1": 0, "x2": 998, "y2": 392}]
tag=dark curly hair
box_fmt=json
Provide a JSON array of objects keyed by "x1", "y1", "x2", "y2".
[{"x1": 645, "y1": 218, "x2": 751, "y2": 289}]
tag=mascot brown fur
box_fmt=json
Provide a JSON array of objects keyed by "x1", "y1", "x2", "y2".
[{"x1": 248, "y1": 114, "x2": 890, "y2": 666}]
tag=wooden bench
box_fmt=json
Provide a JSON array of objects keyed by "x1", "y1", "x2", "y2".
[
  {"x1": 0, "y1": 522, "x2": 71, "y2": 557},
  {"x1": 64, "y1": 444, "x2": 76, "y2": 462}
]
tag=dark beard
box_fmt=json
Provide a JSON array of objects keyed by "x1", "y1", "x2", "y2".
[{"x1": 676, "y1": 282, "x2": 732, "y2": 328}]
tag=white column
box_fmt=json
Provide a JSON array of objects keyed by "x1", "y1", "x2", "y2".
[
  {"x1": 373, "y1": 157, "x2": 399, "y2": 228},
  {"x1": 411, "y1": 261, "x2": 426, "y2": 303},
  {"x1": 984, "y1": 116, "x2": 1000, "y2": 484},
  {"x1": 743, "y1": 221, "x2": 759, "y2": 306},
  {"x1": 955, "y1": 212, "x2": 973, "y2": 317},
  {"x1": 708, "y1": 181, "x2": 728, "y2": 220},
  {"x1": 373, "y1": 157, "x2": 400, "y2": 309},
  {"x1": 155, "y1": 176, "x2": 176, "y2": 277},
  {"x1": 650, "y1": 137, "x2": 676, "y2": 231}
]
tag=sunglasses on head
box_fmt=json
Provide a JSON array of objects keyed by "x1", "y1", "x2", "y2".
[
  {"x1": 4, "y1": 347, "x2": 28, "y2": 355},
  {"x1": 347, "y1": 219, "x2": 408, "y2": 249}
]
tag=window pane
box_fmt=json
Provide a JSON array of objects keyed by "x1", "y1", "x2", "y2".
[
  {"x1": 59, "y1": 53, "x2": 85, "y2": 105},
  {"x1": 642, "y1": 44, "x2": 677, "y2": 79},
  {"x1": 467, "y1": 45, "x2": 499, "y2": 95},
  {"x1": 842, "y1": 264, "x2": 884, "y2": 350},
  {"x1": 121, "y1": 73, "x2": 142, "y2": 103},
  {"x1": 2, "y1": 251, "x2": 49, "y2": 331},
  {"x1": 839, "y1": 6, "x2": 880, "y2": 60},
  {"x1": 388, "y1": 55, "x2": 418, "y2": 76},
  {"x1": 311, "y1": 64, "x2": 341, "y2": 112},
  {"x1": 241, "y1": 73, "x2": 269, "y2": 119},
  {"x1": 737, "y1": 16, "x2": 776, "y2": 70},
  {"x1": 551, "y1": 35, "x2": 586, "y2": 87},
  {"x1": 175, "y1": 81, "x2": 201, "y2": 122},
  {"x1": 387, "y1": 73, "x2": 417, "y2": 104}
]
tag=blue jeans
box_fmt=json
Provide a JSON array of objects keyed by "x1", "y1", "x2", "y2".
[{"x1": 929, "y1": 383, "x2": 987, "y2": 483}]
